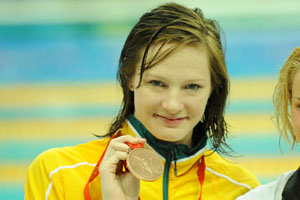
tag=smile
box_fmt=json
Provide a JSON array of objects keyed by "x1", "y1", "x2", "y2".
[{"x1": 154, "y1": 114, "x2": 187, "y2": 125}]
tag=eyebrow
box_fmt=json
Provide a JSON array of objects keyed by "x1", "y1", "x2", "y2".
[{"x1": 144, "y1": 72, "x2": 208, "y2": 82}]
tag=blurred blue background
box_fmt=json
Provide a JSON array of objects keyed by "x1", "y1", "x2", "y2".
[{"x1": 0, "y1": 0, "x2": 300, "y2": 199}]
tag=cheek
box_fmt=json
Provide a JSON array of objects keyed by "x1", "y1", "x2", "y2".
[
  {"x1": 134, "y1": 89, "x2": 156, "y2": 113},
  {"x1": 133, "y1": 90, "x2": 145, "y2": 112},
  {"x1": 187, "y1": 96, "x2": 209, "y2": 116}
]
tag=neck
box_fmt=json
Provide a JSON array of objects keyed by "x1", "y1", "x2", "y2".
[{"x1": 127, "y1": 114, "x2": 207, "y2": 160}]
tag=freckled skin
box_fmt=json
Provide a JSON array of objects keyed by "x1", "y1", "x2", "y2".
[{"x1": 130, "y1": 44, "x2": 211, "y2": 148}]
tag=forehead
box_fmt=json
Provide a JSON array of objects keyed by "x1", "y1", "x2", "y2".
[
  {"x1": 139, "y1": 45, "x2": 210, "y2": 82},
  {"x1": 144, "y1": 43, "x2": 210, "y2": 74}
]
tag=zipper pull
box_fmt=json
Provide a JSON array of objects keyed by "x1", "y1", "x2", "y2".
[
  {"x1": 172, "y1": 146, "x2": 178, "y2": 176},
  {"x1": 174, "y1": 160, "x2": 177, "y2": 176}
]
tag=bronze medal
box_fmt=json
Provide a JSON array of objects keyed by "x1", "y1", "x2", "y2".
[{"x1": 126, "y1": 148, "x2": 163, "y2": 181}]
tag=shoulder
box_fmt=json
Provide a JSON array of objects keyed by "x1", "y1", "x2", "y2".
[
  {"x1": 25, "y1": 138, "x2": 110, "y2": 199},
  {"x1": 236, "y1": 170, "x2": 296, "y2": 200},
  {"x1": 28, "y1": 138, "x2": 110, "y2": 175},
  {"x1": 205, "y1": 151, "x2": 260, "y2": 190}
]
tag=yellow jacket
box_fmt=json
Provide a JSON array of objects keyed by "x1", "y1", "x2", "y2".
[{"x1": 25, "y1": 116, "x2": 259, "y2": 200}]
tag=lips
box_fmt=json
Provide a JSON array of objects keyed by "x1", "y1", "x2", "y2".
[{"x1": 154, "y1": 114, "x2": 187, "y2": 125}]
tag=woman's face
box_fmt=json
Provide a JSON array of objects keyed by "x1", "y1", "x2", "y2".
[
  {"x1": 130, "y1": 44, "x2": 211, "y2": 147},
  {"x1": 291, "y1": 70, "x2": 300, "y2": 142}
]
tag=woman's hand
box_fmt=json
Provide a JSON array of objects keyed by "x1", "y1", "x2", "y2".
[{"x1": 99, "y1": 135, "x2": 146, "y2": 200}]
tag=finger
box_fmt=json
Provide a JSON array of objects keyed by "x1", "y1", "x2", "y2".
[
  {"x1": 105, "y1": 150, "x2": 128, "y2": 163},
  {"x1": 100, "y1": 151, "x2": 128, "y2": 173},
  {"x1": 101, "y1": 135, "x2": 147, "y2": 170},
  {"x1": 113, "y1": 135, "x2": 147, "y2": 145},
  {"x1": 109, "y1": 142, "x2": 131, "y2": 153}
]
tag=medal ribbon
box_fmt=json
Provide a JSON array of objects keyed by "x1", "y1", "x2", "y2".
[
  {"x1": 197, "y1": 156, "x2": 206, "y2": 200},
  {"x1": 83, "y1": 134, "x2": 116, "y2": 200},
  {"x1": 125, "y1": 142, "x2": 144, "y2": 149},
  {"x1": 83, "y1": 132, "x2": 142, "y2": 200}
]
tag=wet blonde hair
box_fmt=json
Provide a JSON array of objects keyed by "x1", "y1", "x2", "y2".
[{"x1": 273, "y1": 47, "x2": 300, "y2": 148}]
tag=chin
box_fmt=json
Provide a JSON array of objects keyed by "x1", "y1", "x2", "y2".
[{"x1": 152, "y1": 132, "x2": 183, "y2": 143}]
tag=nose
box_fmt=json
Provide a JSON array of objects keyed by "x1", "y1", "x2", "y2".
[{"x1": 161, "y1": 90, "x2": 184, "y2": 114}]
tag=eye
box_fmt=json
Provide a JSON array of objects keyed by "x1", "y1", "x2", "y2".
[
  {"x1": 185, "y1": 84, "x2": 200, "y2": 91},
  {"x1": 150, "y1": 80, "x2": 163, "y2": 87}
]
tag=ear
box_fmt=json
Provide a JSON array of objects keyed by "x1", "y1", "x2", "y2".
[{"x1": 129, "y1": 78, "x2": 134, "y2": 91}]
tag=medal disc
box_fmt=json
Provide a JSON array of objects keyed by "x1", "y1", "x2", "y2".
[{"x1": 126, "y1": 148, "x2": 163, "y2": 181}]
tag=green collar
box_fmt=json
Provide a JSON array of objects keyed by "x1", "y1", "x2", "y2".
[{"x1": 128, "y1": 114, "x2": 207, "y2": 160}]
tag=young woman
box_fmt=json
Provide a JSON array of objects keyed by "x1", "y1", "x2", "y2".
[
  {"x1": 25, "y1": 3, "x2": 259, "y2": 200},
  {"x1": 236, "y1": 47, "x2": 300, "y2": 200}
]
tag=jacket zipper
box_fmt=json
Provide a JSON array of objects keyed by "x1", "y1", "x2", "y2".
[{"x1": 162, "y1": 145, "x2": 178, "y2": 200}]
